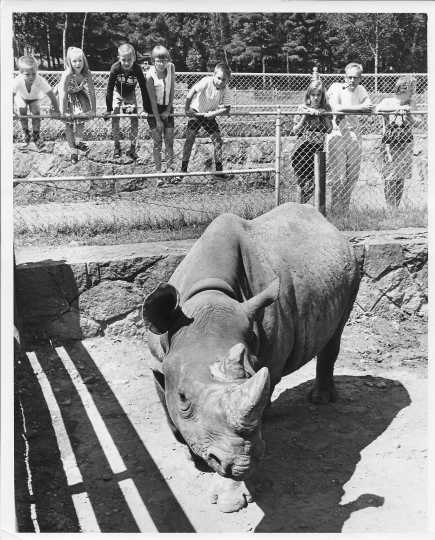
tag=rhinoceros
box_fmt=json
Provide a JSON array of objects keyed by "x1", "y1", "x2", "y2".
[{"x1": 142, "y1": 202, "x2": 360, "y2": 513}]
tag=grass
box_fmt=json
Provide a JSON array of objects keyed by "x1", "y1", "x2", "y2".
[{"x1": 14, "y1": 186, "x2": 427, "y2": 248}]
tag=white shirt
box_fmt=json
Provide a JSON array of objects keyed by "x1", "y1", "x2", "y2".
[
  {"x1": 13, "y1": 73, "x2": 51, "y2": 100},
  {"x1": 190, "y1": 76, "x2": 232, "y2": 113},
  {"x1": 327, "y1": 82, "x2": 371, "y2": 131},
  {"x1": 148, "y1": 63, "x2": 173, "y2": 106},
  {"x1": 376, "y1": 97, "x2": 410, "y2": 126}
]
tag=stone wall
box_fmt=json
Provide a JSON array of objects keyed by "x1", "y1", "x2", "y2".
[{"x1": 15, "y1": 229, "x2": 427, "y2": 344}]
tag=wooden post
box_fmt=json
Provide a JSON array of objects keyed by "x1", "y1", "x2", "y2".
[
  {"x1": 274, "y1": 107, "x2": 282, "y2": 207},
  {"x1": 314, "y1": 150, "x2": 326, "y2": 215}
]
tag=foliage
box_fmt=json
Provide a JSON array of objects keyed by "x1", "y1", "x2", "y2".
[{"x1": 13, "y1": 12, "x2": 427, "y2": 73}]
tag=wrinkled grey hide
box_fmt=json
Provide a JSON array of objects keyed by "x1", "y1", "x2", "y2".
[{"x1": 143, "y1": 202, "x2": 360, "y2": 512}]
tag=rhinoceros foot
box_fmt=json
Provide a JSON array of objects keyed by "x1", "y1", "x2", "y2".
[
  {"x1": 309, "y1": 384, "x2": 337, "y2": 404},
  {"x1": 210, "y1": 474, "x2": 254, "y2": 513}
]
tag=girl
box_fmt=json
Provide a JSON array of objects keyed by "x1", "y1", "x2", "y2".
[
  {"x1": 376, "y1": 76, "x2": 415, "y2": 207},
  {"x1": 59, "y1": 47, "x2": 96, "y2": 163},
  {"x1": 291, "y1": 80, "x2": 332, "y2": 203},
  {"x1": 146, "y1": 45, "x2": 175, "y2": 174}
]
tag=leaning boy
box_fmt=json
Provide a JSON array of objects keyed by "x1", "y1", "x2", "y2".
[
  {"x1": 181, "y1": 62, "x2": 233, "y2": 180},
  {"x1": 105, "y1": 43, "x2": 151, "y2": 159}
]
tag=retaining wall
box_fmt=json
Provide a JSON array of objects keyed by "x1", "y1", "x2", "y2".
[{"x1": 15, "y1": 228, "x2": 427, "y2": 345}]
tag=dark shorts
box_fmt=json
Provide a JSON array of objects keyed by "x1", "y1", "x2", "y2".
[
  {"x1": 147, "y1": 105, "x2": 175, "y2": 129},
  {"x1": 291, "y1": 141, "x2": 324, "y2": 182},
  {"x1": 186, "y1": 116, "x2": 221, "y2": 137}
]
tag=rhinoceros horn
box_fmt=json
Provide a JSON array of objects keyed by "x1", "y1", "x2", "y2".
[
  {"x1": 222, "y1": 343, "x2": 249, "y2": 380},
  {"x1": 225, "y1": 367, "x2": 270, "y2": 432},
  {"x1": 242, "y1": 278, "x2": 280, "y2": 322}
]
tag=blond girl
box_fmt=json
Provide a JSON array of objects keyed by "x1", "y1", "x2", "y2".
[
  {"x1": 146, "y1": 45, "x2": 176, "y2": 173},
  {"x1": 59, "y1": 47, "x2": 96, "y2": 163}
]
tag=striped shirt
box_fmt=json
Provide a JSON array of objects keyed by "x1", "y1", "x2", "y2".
[{"x1": 190, "y1": 76, "x2": 232, "y2": 113}]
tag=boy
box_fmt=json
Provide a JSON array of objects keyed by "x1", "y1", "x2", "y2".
[
  {"x1": 104, "y1": 43, "x2": 151, "y2": 159},
  {"x1": 326, "y1": 62, "x2": 374, "y2": 213},
  {"x1": 13, "y1": 55, "x2": 60, "y2": 149},
  {"x1": 181, "y1": 62, "x2": 234, "y2": 180}
]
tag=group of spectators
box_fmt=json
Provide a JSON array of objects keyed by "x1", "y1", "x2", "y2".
[{"x1": 13, "y1": 46, "x2": 416, "y2": 208}]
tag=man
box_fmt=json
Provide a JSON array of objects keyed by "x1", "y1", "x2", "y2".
[{"x1": 326, "y1": 62, "x2": 374, "y2": 213}]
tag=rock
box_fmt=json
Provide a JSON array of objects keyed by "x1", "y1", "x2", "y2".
[
  {"x1": 79, "y1": 280, "x2": 143, "y2": 323},
  {"x1": 105, "y1": 309, "x2": 146, "y2": 338},
  {"x1": 364, "y1": 242, "x2": 404, "y2": 280}
]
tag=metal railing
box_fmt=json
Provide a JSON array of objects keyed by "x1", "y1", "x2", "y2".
[{"x1": 13, "y1": 109, "x2": 427, "y2": 217}]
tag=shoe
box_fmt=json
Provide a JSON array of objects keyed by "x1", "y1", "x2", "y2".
[
  {"x1": 126, "y1": 147, "x2": 138, "y2": 160},
  {"x1": 76, "y1": 141, "x2": 89, "y2": 152},
  {"x1": 71, "y1": 153, "x2": 78, "y2": 163},
  {"x1": 113, "y1": 146, "x2": 121, "y2": 158},
  {"x1": 212, "y1": 172, "x2": 234, "y2": 180},
  {"x1": 23, "y1": 131, "x2": 31, "y2": 144}
]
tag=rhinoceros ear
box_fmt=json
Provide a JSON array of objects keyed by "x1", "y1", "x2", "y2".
[
  {"x1": 242, "y1": 278, "x2": 279, "y2": 322},
  {"x1": 225, "y1": 367, "x2": 270, "y2": 432},
  {"x1": 142, "y1": 283, "x2": 181, "y2": 334}
]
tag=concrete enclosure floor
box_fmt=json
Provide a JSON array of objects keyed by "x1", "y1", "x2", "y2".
[{"x1": 14, "y1": 314, "x2": 427, "y2": 533}]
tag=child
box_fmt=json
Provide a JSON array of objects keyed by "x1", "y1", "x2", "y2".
[
  {"x1": 376, "y1": 77, "x2": 415, "y2": 207},
  {"x1": 104, "y1": 43, "x2": 151, "y2": 159},
  {"x1": 291, "y1": 79, "x2": 332, "y2": 203},
  {"x1": 58, "y1": 47, "x2": 96, "y2": 163},
  {"x1": 146, "y1": 45, "x2": 175, "y2": 173},
  {"x1": 13, "y1": 55, "x2": 60, "y2": 149},
  {"x1": 181, "y1": 62, "x2": 234, "y2": 180}
]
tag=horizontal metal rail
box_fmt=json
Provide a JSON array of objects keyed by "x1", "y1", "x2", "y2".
[
  {"x1": 13, "y1": 110, "x2": 427, "y2": 120},
  {"x1": 13, "y1": 167, "x2": 275, "y2": 184}
]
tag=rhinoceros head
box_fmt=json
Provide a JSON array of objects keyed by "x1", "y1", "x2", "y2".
[{"x1": 142, "y1": 279, "x2": 279, "y2": 479}]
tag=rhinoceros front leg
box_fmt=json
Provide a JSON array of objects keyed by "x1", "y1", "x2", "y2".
[{"x1": 209, "y1": 474, "x2": 254, "y2": 513}]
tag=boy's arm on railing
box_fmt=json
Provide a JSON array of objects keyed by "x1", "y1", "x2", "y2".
[
  {"x1": 105, "y1": 69, "x2": 116, "y2": 112},
  {"x1": 202, "y1": 105, "x2": 230, "y2": 118},
  {"x1": 165, "y1": 63, "x2": 176, "y2": 116},
  {"x1": 46, "y1": 89, "x2": 60, "y2": 114},
  {"x1": 184, "y1": 86, "x2": 197, "y2": 116}
]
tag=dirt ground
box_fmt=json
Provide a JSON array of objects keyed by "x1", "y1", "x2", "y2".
[{"x1": 14, "y1": 313, "x2": 427, "y2": 533}]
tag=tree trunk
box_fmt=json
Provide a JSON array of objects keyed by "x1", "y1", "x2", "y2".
[
  {"x1": 63, "y1": 13, "x2": 68, "y2": 65},
  {"x1": 46, "y1": 23, "x2": 52, "y2": 69},
  {"x1": 374, "y1": 16, "x2": 379, "y2": 94},
  {"x1": 81, "y1": 12, "x2": 88, "y2": 52}
]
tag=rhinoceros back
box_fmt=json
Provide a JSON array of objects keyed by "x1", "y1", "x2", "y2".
[
  {"x1": 246, "y1": 203, "x2": 359, "y2": 376},
  {"x1": 169, "y1": 203, "x2": 359, "y2": 381}
]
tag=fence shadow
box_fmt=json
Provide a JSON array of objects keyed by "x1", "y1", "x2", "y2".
[
  {"x1": 27, "y1": 342, "x2": 195, "y2": 532},
  {"x1": 250, "y1": 375, "x2": 410, "y2": 532},
  {"x1": 15, "y1": 348, "x2": 81, "y2": 532}
]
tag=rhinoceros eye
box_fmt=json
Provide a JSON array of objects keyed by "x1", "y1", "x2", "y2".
[{"x1": 178, "y1": 391, "x2": 192, "y2": 414}]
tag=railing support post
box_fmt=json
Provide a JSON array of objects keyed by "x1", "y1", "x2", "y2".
[
  {"x1": 314, "y1": 150, "x2": 326, "y2": 216},
  {"x1": 274, "y1": 106, "x2": 282, "y2": 207}
]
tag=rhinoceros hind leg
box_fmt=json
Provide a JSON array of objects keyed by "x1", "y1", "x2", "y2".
[
  {"x1": 308, "y1": 326, "x2": 342, "y2": 404},
  {"x1": 210, "y1": 475, "x2": 254, "y2": 513}
]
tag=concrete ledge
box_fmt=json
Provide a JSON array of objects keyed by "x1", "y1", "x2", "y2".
[{"x1": 15, "y1": 228, "x2": 427, "y2": 343}]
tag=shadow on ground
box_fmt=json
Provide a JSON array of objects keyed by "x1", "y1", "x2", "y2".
[
  {"x1": 15, "y1": 341, "x2": 195, "y2": 532},
  {"x1": 250, "y1": 375, "x2": 410, "y2": 532}
]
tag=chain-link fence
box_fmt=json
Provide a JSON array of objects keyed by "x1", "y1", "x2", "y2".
[
  {"x1": 12, "y1": 71, "x2": 428, "y2": 241},
  {"x1": 14, "y1": 70, "x2": 428, "y2": 113}
]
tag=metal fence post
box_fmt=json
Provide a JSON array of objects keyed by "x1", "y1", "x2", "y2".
[
  {"x1": 274, "y1": 106, "x2": 282, "y2": 207},
  {"x1": 314, "y1": 150, "x2": 326, "y2": 216}
]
